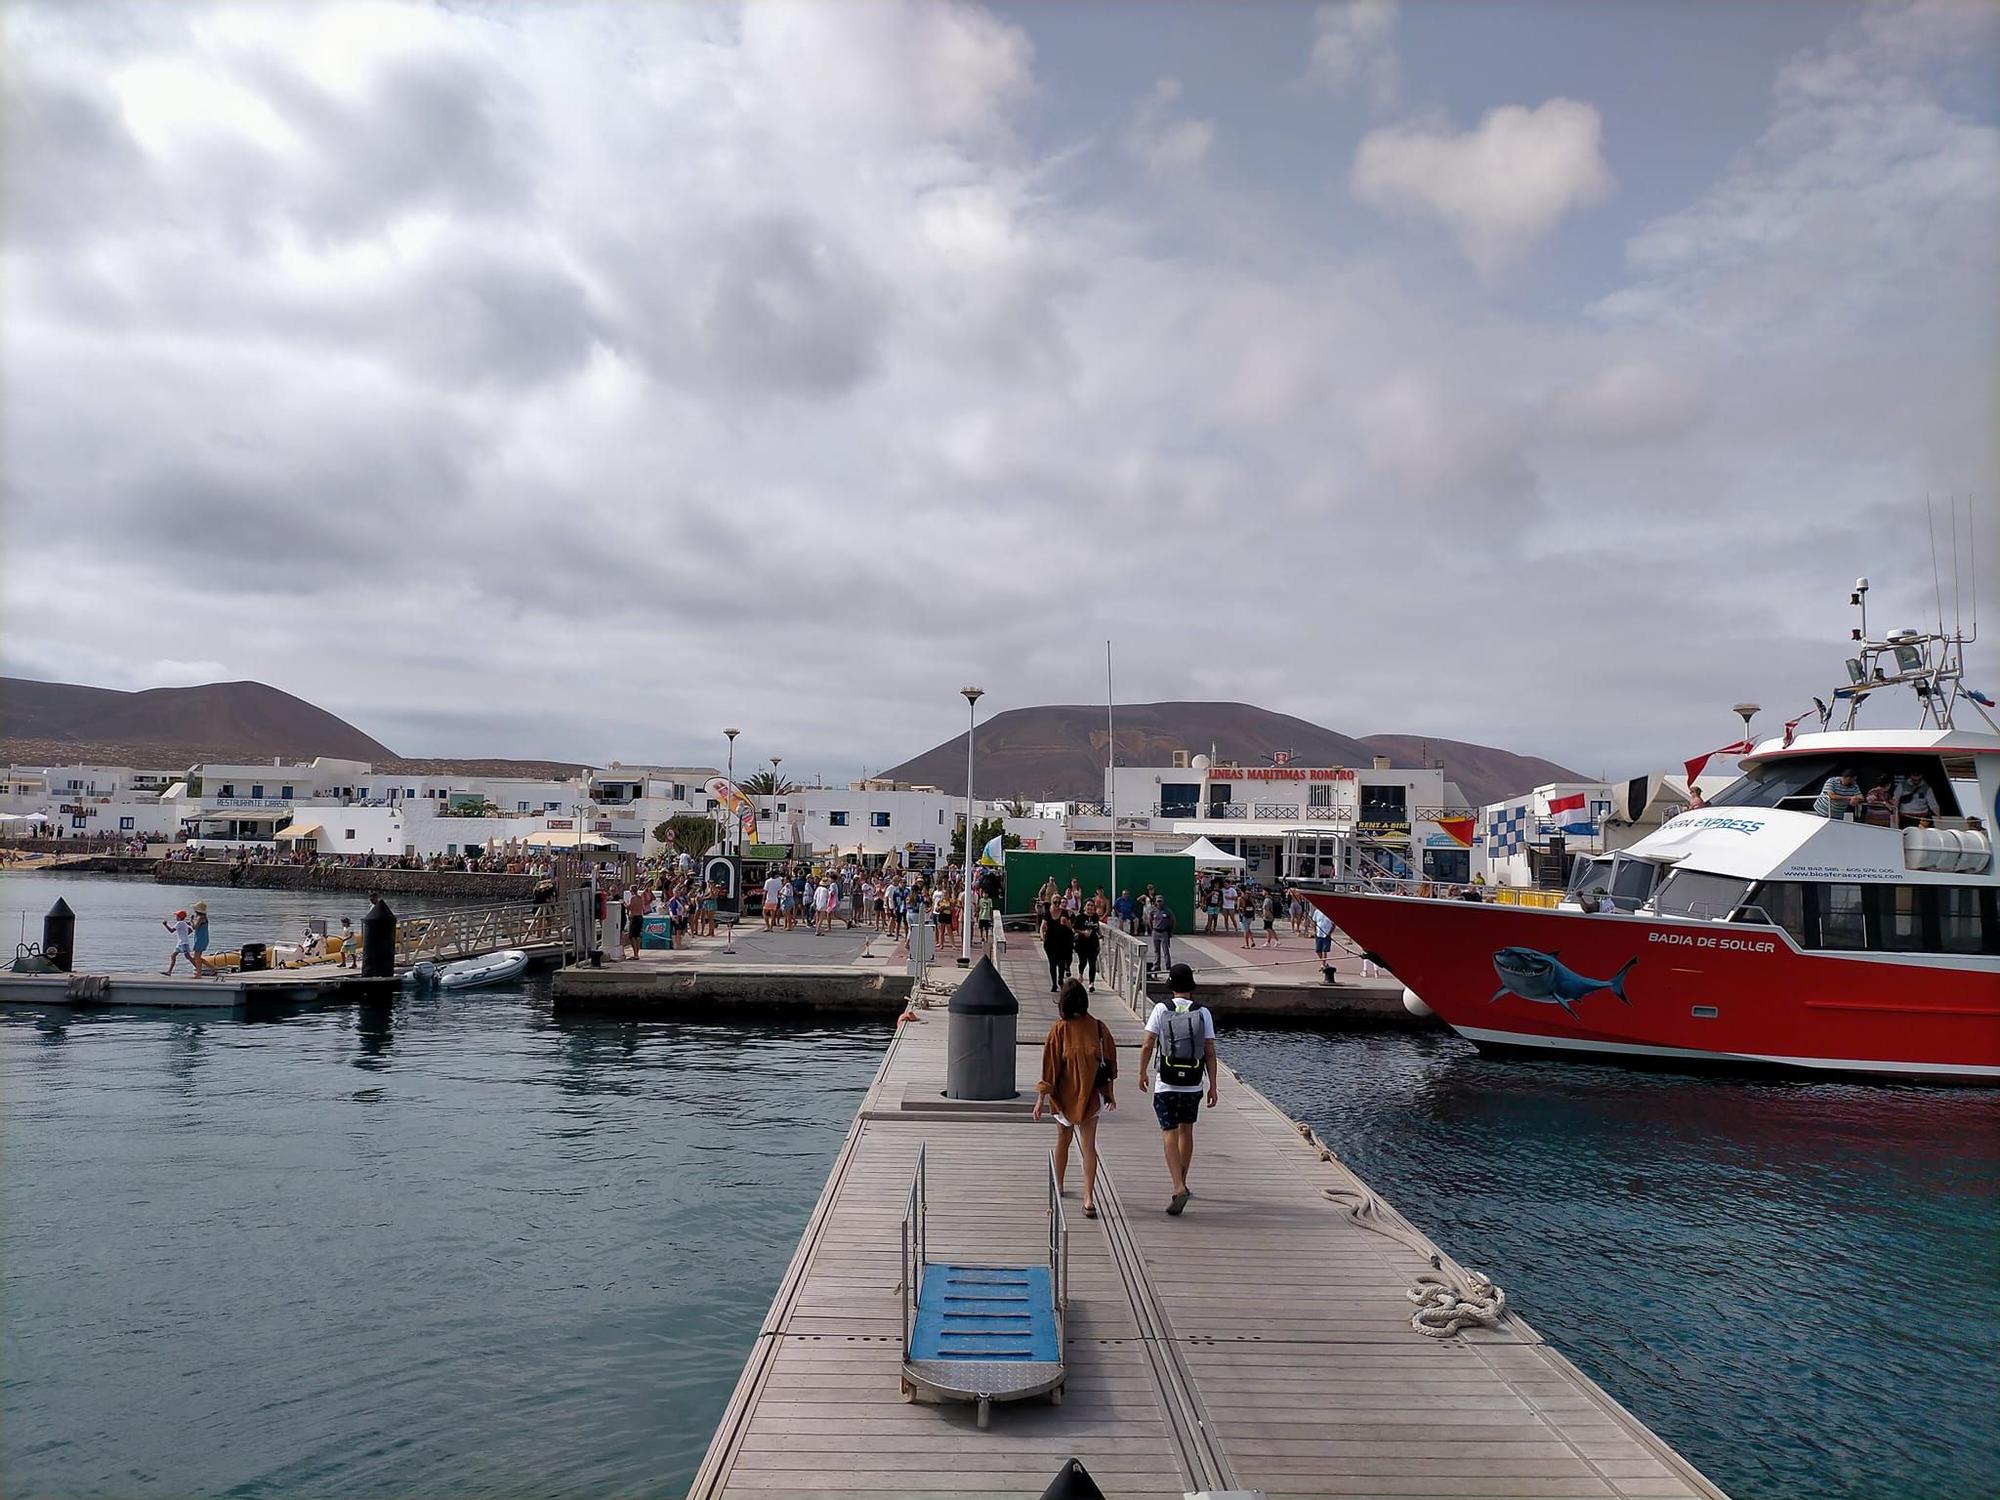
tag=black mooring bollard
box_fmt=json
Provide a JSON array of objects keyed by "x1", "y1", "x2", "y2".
[
  {"x1": 361, "y1": 898, "x2": 396, "y2": 979},
  {"x1": 42, "y1": 898, "x2": 74, "y2": 972}
]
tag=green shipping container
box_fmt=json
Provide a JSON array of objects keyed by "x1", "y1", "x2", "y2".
[{"x1": 1003, "y1": 852, "x2": 1196, "y2": 934}]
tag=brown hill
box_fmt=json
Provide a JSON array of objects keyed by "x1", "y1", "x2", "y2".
[
  {"x1": 0, "y1": 677, "x2": 395, "y2": 766},
  {"x1": 880, "y1": 702, "x2": 1576, "y2": 808},
  {"x1": 1357, "y1": 735, "x2": 1583, "y2": 809}
]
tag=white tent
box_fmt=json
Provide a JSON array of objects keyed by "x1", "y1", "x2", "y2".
[{"x1": 1177, "y1": 835, "x2": 1246, "y2": 870}]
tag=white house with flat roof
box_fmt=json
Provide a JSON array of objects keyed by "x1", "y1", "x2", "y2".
[
  {"x1": 1078, "y1": 752, "x2": 1476, "y2": 885},
  {"x1": 741, "y1": 785, "x2": 999, "y2": 866}
]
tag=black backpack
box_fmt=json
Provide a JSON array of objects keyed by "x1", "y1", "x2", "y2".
[{"x1": 1158, "y1": 1005, "x2": 1207, "y2": 1088}]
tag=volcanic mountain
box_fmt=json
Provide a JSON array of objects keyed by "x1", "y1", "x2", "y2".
[
  {"x1": 0, "y1": 677, "x2": 395, "y2": 768},
  {"x1": 878, "y1": 702, "x2": 1577, "y2": 809}
]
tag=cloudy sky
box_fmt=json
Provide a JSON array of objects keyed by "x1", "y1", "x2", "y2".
[{"x1": 4, "y1": 0, "x2": 1995, "y2": 782}]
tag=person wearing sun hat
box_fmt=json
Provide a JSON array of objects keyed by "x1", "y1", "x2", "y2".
[{"x1": 189, "y1": 901, "x2": 213, "y2": 978}]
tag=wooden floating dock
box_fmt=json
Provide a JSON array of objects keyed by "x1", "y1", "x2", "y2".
[
  {"x1": 689, "y1": 941, "x2": 1727, "y2": 1500},
  {"x1": 0, "y1": 962, "x2": 402, "y2": 1008},
  {"x1": 1, "y1": 897, "x2": 572, "y2": 1010}
]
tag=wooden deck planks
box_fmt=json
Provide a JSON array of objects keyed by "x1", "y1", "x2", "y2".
[{"x1": 688, "y1": 942, "x2": 1726, "y2": 1500}]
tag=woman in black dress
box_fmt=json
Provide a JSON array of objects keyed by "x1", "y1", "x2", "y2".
[
  {"x1": 1072, "y1": 907, "x2": 1101, "y2": 990},
  {"x1": 1040, "y1": 904, "x2": 1075, "y2": 993}
]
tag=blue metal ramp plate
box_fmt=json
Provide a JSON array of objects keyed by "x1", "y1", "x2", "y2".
[{"x1": 911, "y1": 1264, "x2": 1057, "y2": 1363}]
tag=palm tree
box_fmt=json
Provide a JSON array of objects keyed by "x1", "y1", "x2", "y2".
[
  {"x1": 999, "y1": 797, "x2": 1035, "y2": 818},
  {"x1": 739, "y1": 769, "x2": 800, "y2": 795}
]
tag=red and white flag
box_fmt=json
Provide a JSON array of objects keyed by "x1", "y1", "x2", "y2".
[
  {"x1": 1546, "y1": 792, "x2": 1588, "y2": 817},
  {"x1": 1782, "y1": 716, "x2": 1805, "y2": 748},
  {"x1": 1684, "y1": 740, "x2": 1754, "y2": 787}
]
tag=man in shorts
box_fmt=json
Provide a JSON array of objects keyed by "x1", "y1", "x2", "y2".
[
  {"x1": 1312, "y1": 905, "x2": 1341, "y2": 983},
  {"x1": 1136, "y1": 963, "x2": 1218, "y2": 1216}
]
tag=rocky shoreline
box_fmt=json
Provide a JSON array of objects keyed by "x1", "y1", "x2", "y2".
[{"x1": 152, "y1": 862, "x2": 536, "y2": 899}]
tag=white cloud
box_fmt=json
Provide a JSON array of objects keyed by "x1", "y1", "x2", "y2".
[
  {"x1": 0, "y1": 1, "x2": 1992, "y2": 778},
  {"x1": 1124, "y1": 76, "x2": 1214, "y2": 178},
  {"x1": 1545, "y1": 360, "x2": 1709, "y2": 448},
  {"x1": 1351, "y1": 98, "x2": 1615, "y2": 277},
  {"x1": 1308, "y1": 0, "x2": 1398, "y2": 107},
  {"x1": 1595, "y1": 0, "x2": 1999, "y2": 353}
]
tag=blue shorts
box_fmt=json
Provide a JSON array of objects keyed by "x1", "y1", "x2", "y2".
[
  {"x1": 1152, "y1": 1090, "x2": 1202, "y2": 1130},
  {"x1": 1314, "y1": 936, "x2": 1332, "y2": 956}
]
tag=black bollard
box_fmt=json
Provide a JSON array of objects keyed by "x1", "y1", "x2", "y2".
[
  {"x1": 1037, "y1": 1460, "x2": 1106, "y2": 1500},
  {"x1": 361, "y1": 898, "x2": 396, "y2": 979},
  {"x1": 42, "y1": 898, "x2": 74, "y2": 972}
]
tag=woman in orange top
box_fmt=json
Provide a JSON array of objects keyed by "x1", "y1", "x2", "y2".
[{"x1": 1031, "y1": 979, "x2": 1118, "y2": 1218}]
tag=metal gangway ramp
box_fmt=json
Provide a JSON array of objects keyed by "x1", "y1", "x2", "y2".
[{"x1": 901, "y1": 1143, "x2": 1069, "y2": 1428}]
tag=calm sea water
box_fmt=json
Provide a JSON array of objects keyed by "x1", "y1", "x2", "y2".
[
  {"x1": 1, "y1": 870, "x2": 465, "y2": 972},
  {"x1": 1224, "y1": 1027, "x2": 2000, "y2": 1500},
  {"x1": 5, "y1": 875, "x2": 1997, "y2": 1499},
  {"x1": 2, "y1": 875, "x2": 886, "y2": 1499}
]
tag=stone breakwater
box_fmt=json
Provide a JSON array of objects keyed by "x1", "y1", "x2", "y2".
[{"x1": 155, "y1": 862, "x2": 537, "y2": 900}]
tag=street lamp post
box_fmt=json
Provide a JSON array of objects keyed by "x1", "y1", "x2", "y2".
[
  {"x1": 769, "y1": 757, "x2": 782, "y2": 852},
  {"x1": 724, "y1": 728, "x2": 740, "y2": 855},
  {"x1": 959, "y1": 687, "x2": 984, "y2": 967}
]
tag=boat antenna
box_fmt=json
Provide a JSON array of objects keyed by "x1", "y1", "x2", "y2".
[
  {"x1": 1927, "y1": 495, "x2": 1946, "y2": 638},
  {"x1": 1106, "y1": 638, "x2": 1116, "y2": 906},
  {"x1": 1950, "y1": 495, "x2": 1961, "y2": 640}
]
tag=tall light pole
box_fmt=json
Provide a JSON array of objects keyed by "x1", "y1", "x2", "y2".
[
  {"x1": 959, "y1": 686, "x2": 984, "y2": 966},
  {"x1": 723, "y1": 729, "x2": 740, "y2": 854},
  {"x1": 769, "y1": 757, "x2": 782, "y2": 853}
]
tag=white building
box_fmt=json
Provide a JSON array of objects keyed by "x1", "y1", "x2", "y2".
[
  {"x1": 1074, "y1": 752, "x2": 1476, "y2": 885},
  {"x1": 2, "y1": 762, "x2": 185, "y2": 840},
  {"x1": 741, "y1": 784, "x2": 999, "y2": 867}
]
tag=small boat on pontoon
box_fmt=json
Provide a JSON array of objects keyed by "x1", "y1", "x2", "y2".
[{"x1": 423, "y1": 950, "x2": 528, "y2": 991}]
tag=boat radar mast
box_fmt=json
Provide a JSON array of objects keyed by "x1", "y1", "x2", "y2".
[{"x1": 1836, "y1": 575, "x2": 1992, "y2": 733}]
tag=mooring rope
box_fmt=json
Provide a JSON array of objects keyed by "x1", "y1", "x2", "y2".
[{"x1": 1296, "y1": 1119, "x2": 1508, "y2": 1339}]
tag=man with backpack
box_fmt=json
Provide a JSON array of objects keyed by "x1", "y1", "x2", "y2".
[{"x1": 1136, "y1": 963, "x2": 1218, "y2": 1216}]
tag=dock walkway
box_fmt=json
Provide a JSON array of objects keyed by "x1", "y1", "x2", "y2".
[{"x1": 690, "y1": 943, "x2": 1726, "y2": 1500}]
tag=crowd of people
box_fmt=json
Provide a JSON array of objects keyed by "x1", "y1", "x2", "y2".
[
  {"x1": 605, "y1": 857, "x2": 1003, "y2": 960},
  {"x1": 164, "y1": 843, "x2": 560, "y2": 877}
]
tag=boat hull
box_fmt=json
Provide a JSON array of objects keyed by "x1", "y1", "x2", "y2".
[{"x1": 1306, "y1": 892, "x2": 2000, "y2": 1083}]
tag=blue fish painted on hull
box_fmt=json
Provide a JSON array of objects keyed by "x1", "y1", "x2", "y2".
[{"x1": 1490, "y1": 947, "x2": 1636, "y2": 1018}]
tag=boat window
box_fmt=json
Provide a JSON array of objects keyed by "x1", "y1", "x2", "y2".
[
  {"x1": 1705, "y1": 756, "x2": 1838, "y2": 811},
  {"x1": 1654, "y1": 869, "x2": 1751, "y2": 920},
  {"x1": 1744, "y1": 881, "x2": 1808, "y2": 946},
  {"x1": 1819, "y1": 884, "x2": 1867, "y2": 950},
  {"x1": 1612, "y1": 859, "x2": 1661, "y2": 908},
  {"x1": 1704, "y1": 754, "x2": 1963, "y2": 818},
  {"x1": 1938, "y1": 887, "x2": 1988, "y2": 955},
  {"x1": 1565, "y1": 856, "x2": 1611, "y2": 899},
  {"x1": 1873, "y1": 885, "x2": 1924, "y2": 953}
]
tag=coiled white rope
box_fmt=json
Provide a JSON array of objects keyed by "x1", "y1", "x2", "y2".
[
  {"x1": 1297, "y1": 1120, "x2": 1508, "y2": 1339},
  {"x1": 1408, "y1": 1268, "x2": 1506, "y2": 1337}
]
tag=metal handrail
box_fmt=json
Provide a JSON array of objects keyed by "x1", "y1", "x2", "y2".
[
  {"x1": 1101, "y1": 924, "x2": 1149, "y2": 1017},
  {"x1": 900, "y1": 1144, "x2": 927, "y2": 1360},
  {"x1": 1047, "y1": 1149, "x2": 1069, "y2": 1350}
]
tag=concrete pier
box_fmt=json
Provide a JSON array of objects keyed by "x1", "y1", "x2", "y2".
[
  {"x1": 554, "y1": 919, "x2": 1423, "y2": 1025},
  {"x1": 688, "y1": 939, "x2": 1726, "y2": 1500},
  {"x1": 551, "y1": 920, "x2": 916, "y2": 1015}
]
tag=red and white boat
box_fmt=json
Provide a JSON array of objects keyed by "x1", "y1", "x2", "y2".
[{"x1": 1305, "y1": 616, "x2": 2000, "y2": 1084}]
